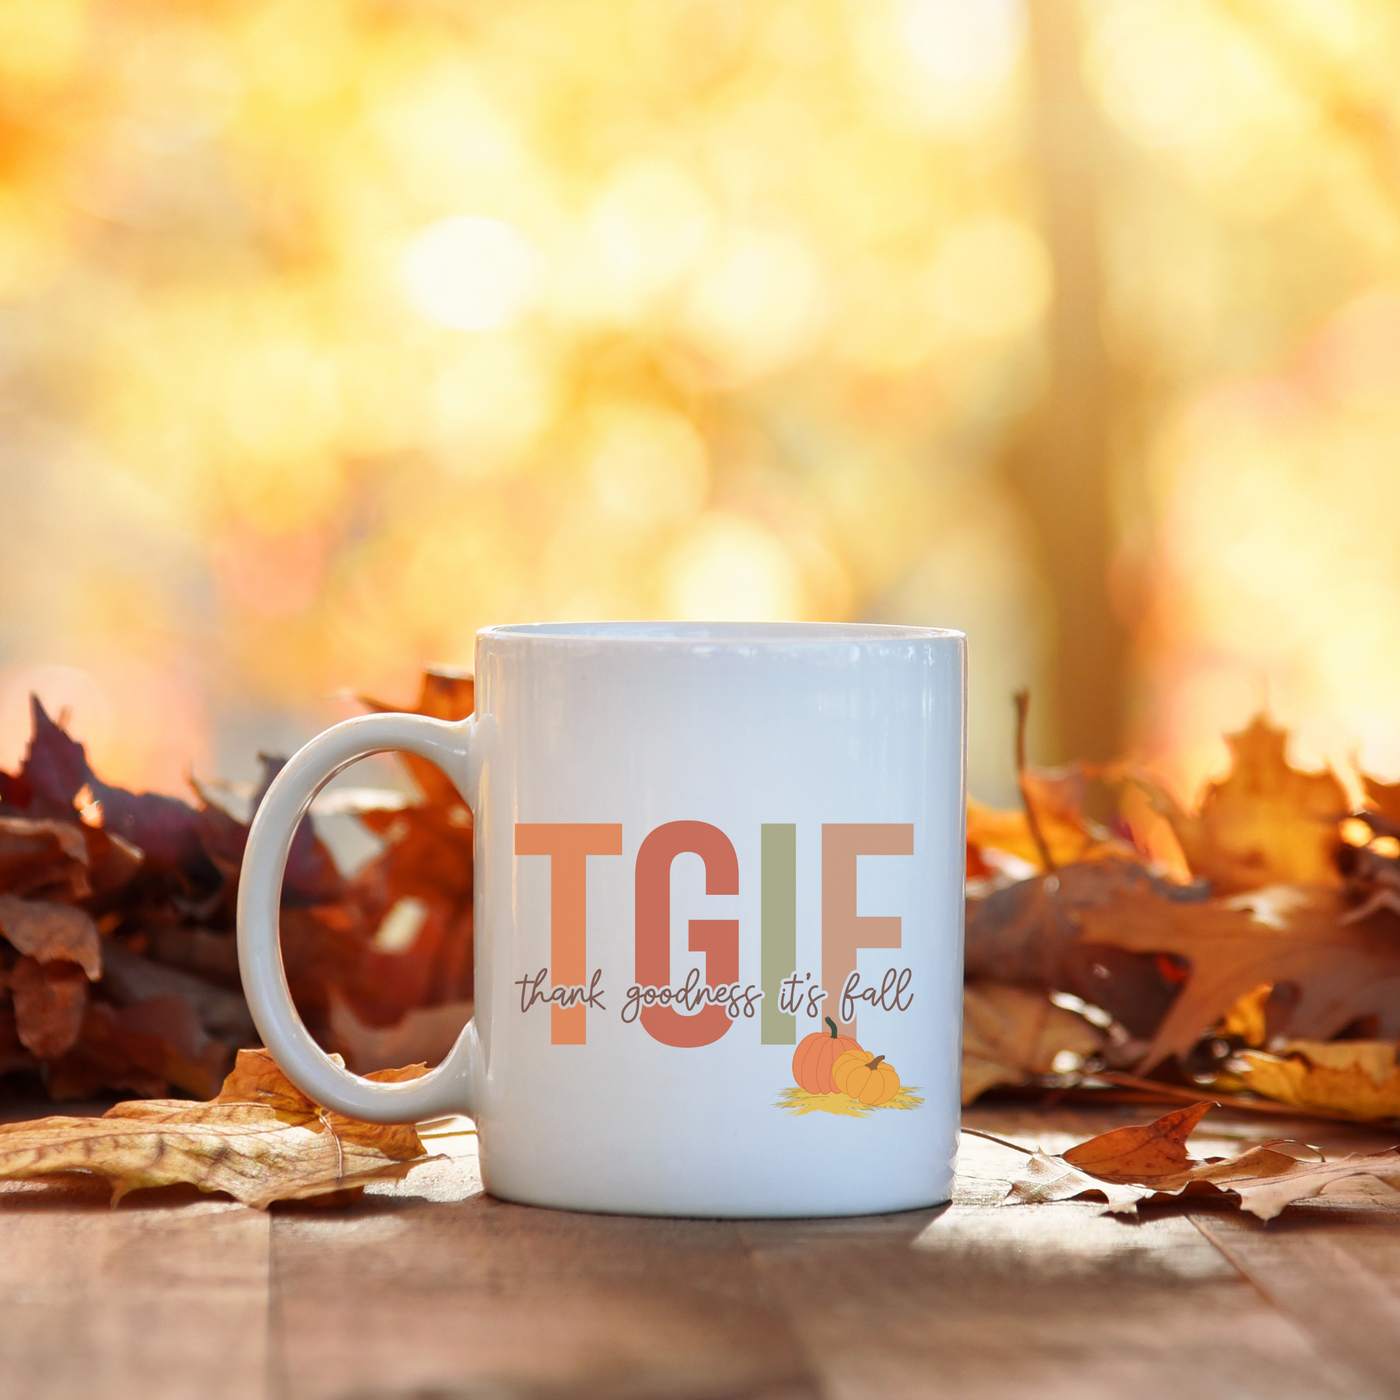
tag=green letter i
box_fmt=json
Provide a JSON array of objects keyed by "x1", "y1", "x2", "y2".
[{"x1": 760, "y1": 823, "x2": 797, "y2": 1045}]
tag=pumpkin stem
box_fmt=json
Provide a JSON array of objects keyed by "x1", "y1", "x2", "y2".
[
  {"x1": 865, "y1": 1055, "x2": 885, "y2": 1070},
  {"x1": 824, "y1": 1016, "x2": 839, "y2": 1039}
]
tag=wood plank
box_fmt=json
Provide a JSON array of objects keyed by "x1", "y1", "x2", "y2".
[
  {"x1": 1191, "y1": 1191, "x2": 1400, "y2": 1398},
  {"x1": 269, "y1": 1137, "x2": 817, "y2": 1400},
  {"x1": 2, "y1": 1099, "x2": 1395, "y2": 1400},
  {"x1": 0, "y1": 1179, "x2": 270, "y2": 1400},
  {"x1": 742, "y1": 1204, "x2": 1365, "y2": 1400},
  {"x1": 731, "y1": 1118, "x2": 1370, "y2": 1400}
]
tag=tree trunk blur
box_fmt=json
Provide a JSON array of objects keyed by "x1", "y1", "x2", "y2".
[{"x1": 1014, "y1": 0, "x2": 1127, "y2": 763}]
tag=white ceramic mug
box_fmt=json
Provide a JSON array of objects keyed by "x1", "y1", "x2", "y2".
[{"x1": 238, "y1": 622, "x2": 966, "y2": 1217}]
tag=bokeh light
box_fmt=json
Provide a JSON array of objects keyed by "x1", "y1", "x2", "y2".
[
  {"x1": 1, "y1": 0, "x2": 1399, "y2": 809},
  {"x1": 401, "y1": 216, "x2": 542, "y2": 332}
]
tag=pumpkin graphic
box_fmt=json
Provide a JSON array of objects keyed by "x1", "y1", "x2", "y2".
[
  {"x1": 792, "y1": 1016, "x2": 862, "y2": 1094},
  {"x1": 832, "y1": 1048, "x2": 900, "y2": 1106}
]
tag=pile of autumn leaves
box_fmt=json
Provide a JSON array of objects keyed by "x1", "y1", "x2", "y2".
[
  {"x1": 5, "y1": 680, "x2": 1400, "y2": 1138},
  {"x1": 3, "y1": 687, "x2": 1400, "y2": 1211},
  {"x1": 0, "y1": 671, "x2": 475, "y2": 1104},
  {"x1": 965, "y1": 715, "x2": 1400, "y2": 1124}
]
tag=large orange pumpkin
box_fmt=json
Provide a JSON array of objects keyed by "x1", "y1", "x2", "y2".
[
  {"x1": 832, "y1": 1048, "x2": 901, "y2": 1106},
  {"x1": 792, "y1": 1017, "x2": 862, "y2": 1094}
]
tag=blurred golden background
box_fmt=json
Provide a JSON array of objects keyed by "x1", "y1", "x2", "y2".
[{"x1": 2, "y1": 0, "x2": 1399, "y2": 810}]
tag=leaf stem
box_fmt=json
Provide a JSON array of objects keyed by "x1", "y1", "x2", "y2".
[
  {"x1": 1014, "y1": 689, "x2": 1057, "y2": 874},
  {"x1": 961, "y1": 1126, "x2": 1035, "y2": 1155}
]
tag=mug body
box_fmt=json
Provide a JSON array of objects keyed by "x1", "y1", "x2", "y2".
[{"x1": 470, "y1": 622, "x2": 966, "y2": 1217}]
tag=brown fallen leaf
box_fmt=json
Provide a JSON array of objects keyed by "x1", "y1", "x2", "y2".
[
  {"x1": 1234, "y1": 1040, "x2": 1400, "y2": 1121},
  {"x1": 333, "y1": 668, "x2": 475, "y2": 1026},
  {"x1": 1006, "y1": 1102, "x2": 1400, "y2": 1220},
  {"x1": 1362, "y1": 774, "x2": 1400, "y2": 829},
  {"x1": 0, "y1": 817, "x2": 92, "y2": 901},
  {"x1": 1219, "y1": 980, "x2": 1273, "y2": 1047},
  {"x1": 0, "y1": 893, "x2": 102, "y2": 979},
  {"x1": 329, "y1": 991, "x2": 473, "y2": 1074},
  {"x1": 0, "y1": 679, "x2": 475, "y2": 1104},
  {"x1": 1132, "y1": 715, "x2": 1348, "y2": 895},
  {"x1": 0, "y1": 1048, "x2": 440, "y2": 1207},
  {"x1": 1078, "y1": 885, "x2": 1400, "y2": 1071},
  {"x1": 966, "y1": 797, "x2": 1115, "y2": 875},
  {"x1": 969, "y1": 695, "x2": 1139, "y2": 875},
  {"x1": 961, "y1": 982, "x2": 1103, "y2": 1104},
  {"x1": 1062, "y1": 1101, "x2": 1213, "y2": 1184},
  {"x1": 47, "y1": 996, "x2": 231, "y2": 1102},
  {"x1": 11, "y1": 957, "x2": 89, "y2": 1058},
  {"x1": 211, "y1": 1047, "x2": 430, "y2": 1156},
  {"x1": 359, "y1": 668, "x2": 474, "y2": 812},
  {"x1": 965, "y1": 859, "x2": 1200, "y2": 1036}
]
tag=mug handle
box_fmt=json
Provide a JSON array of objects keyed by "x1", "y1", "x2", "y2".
[{"x1": 236, "y1": 711, "x2": 480, "y2": 1123}]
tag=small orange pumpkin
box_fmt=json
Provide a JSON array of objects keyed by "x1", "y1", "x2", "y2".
[
  {"x1": 792, "y1": 1017, "x2": 862, "y2": 1094},
  {"x1": 832, "y1": 1048, "x2": 900, "y2": 1106}
]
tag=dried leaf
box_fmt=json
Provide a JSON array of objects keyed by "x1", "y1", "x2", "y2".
[
  {"x1": 215, "y1": 1048, "x2": 431, "y2": 1158},
  {"x1": 0, "y1": 893, "x2": 102, "y2": 979},
  {"x1": 15, "y1": 698, "x2": 216, "y2": 891},
  {"x1": 966, "y1": 777, "x2": 1139, "y2": 876},
  {"x1": 0, "y1": 685, "x2": 464, "y2": 1101},
  {"x1": 303, "y1": 667, "x2": 478, "y2": 1029},
  {"x1": 93, "y1": 784, "x2": 222, "y2": 891},
  {"x1": 19, "y1": 696, "x2": 92, "y2": 817},
  {"x1": 0, "y1": 1048, "x2": 439, "y2": 1208},
  {"x1": 1195, "y1": 1146, "x2": 1400, "y2": 1220},
  {"x1": 98, "y1": 939, "x2": 256, "y2": 1049},
  {"x1": 965, "y1": 860, "x2": 1201, "y2": 1036},
  {"x1": 47, "y1": 997, "x2": 229, "y2": 1101},
  {"x1": 1235, "y1": 1040, "x2": 1400, "y2": 1121},
  {"x1": 1006, "y1": 1103, "x2": 1400, "y2": 1220},
  {"x1": 1061, "y1": 1101, "x2": 1213, "y2": 1184},
  {"x1": 213, "y1": 1043, "x2": 321, "y2": 1116},
  {"x1": 1005, "y1": 1152, "x2": 1157, "y2": 1211},
  {"x1": 81, "y1": 825, "x2": 144, "y2": 900},
  {"x1": 246, "y1": 755, "x2": 344, "y2": 906},
  {"x1": 1219, "y1": 981, "x2": 1273, "y2": 1047},
  {"x1": 0, "y1": 1002, "x2": 36, "y2": 1075},
  {"x1": 0, "y1": 817, "x2": 92, "y2": 901},
  {"x1": 1133, "y1": 715, "x2": 1348, "y2": 895},
  {"x1": 1079, "y1": 885, "x2": 1400, "y2": 1071},
  {"x1": 1362, "y1": 774, "x2": 1400, "y2": 829},
  {"x1": 360, "y1": 669, "x2": 474, "y2": 811},
  {"x1": 329, "y1": 992, "x2": 473, "y2": 1074},
  {"x1": 11, "y1": 957, "x2": 89, "y2": 1058},
  {"x1": 961, "y1": 982, "x2": 1102, "y2": 1104}
]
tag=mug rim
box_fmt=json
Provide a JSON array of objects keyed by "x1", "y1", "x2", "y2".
[{"x1": 478, "y1": 621, "x2": 964, "y2": 646}]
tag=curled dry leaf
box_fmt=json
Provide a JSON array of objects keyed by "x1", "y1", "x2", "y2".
[
  {"x1": 967, "y1": 772, "x2": 1139, "y2": 877},
  {"x1": 48, "y1": 995, "x2": 231, "y2": 1101},
  {"x1": 329, "y1": 668, "x2": 476, "y2": 1032},
  {"x1": 0, "y1": 817, "x2": 92, "y2": 901},
  {"x1": 965, "y1": 859, "x2": 1201, "y2": 1037},
  {"x1": 961, "y1": 982, "x2": 1102, "y2": 1105},
  {"x1": 1132, "y1": 715, "x2": 1348, "y2": 895},
  {"x1": 1005, "y1": 1102, "x2": 1400, "y2": 1220},
  {"x1": 1362, "y1": 774, "x2": 1400, "y2": 829},
  {"x1": 0, "y1": 671, "x2": 476, "y2": 1102},
  {"x1": 329, "y1": 991, "x2": 473, "y2": 1075},
  {"x1": 0, "y1": 1048, "x2": 441, "y2": 1208},
  {"x1": 1061, "y1": 1101, "x2": 1213, "y2": 1184},
  {"x1": 1078, "y1": 885, "x2": 1400, "y2": 1071},
  {"x1": 0, "y1": 893, "x2": 102, "y2": 979},
  {"x1": 1235, "y1": 1040, "x2": 1400, "y2": 1121},
  {"x1": 11, "y1": 957, "x2": 89, "y2": 1058}
]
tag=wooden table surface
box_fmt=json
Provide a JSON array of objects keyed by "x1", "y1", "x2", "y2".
[{"x1": 3, "y1": 1100, "x2": 1399, "y2": 1400}]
